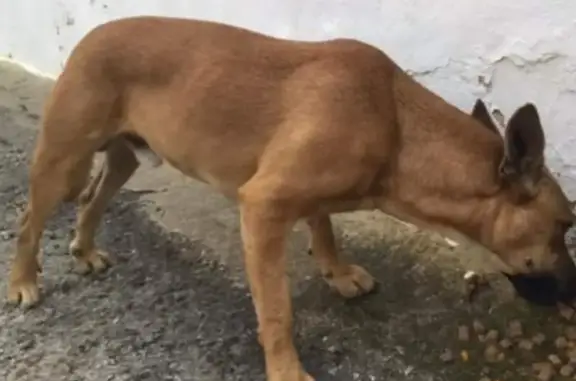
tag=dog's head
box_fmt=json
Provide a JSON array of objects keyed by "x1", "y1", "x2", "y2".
[{"x1": 471, "y1": 100, "x2": 576, "y2": 303}]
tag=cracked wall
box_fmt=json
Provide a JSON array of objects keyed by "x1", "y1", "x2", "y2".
[{"x1": 1, "y1": 0, "x2": 576, "y2": 194}]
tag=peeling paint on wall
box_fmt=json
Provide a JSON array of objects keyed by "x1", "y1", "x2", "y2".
[{"x1": 1, "y1": 0, "x2": 576, "y2": 193}]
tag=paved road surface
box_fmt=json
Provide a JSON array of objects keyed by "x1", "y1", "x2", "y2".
[{"x1": 0, "y1": 60, "x2": 570, "y2": 381}]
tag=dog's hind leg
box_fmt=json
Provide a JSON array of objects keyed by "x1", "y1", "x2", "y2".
[
  {"x1": 77, "y1": 160, "x2": 105, "y2": 207},
  {"x1": 6, "y1": 69, "x2": 122, "y2": 307},
  {"x1": 69, "y1": 138, "x2": 139, "y2": 274},
  {"x1": 7, "y1": 132, "x2": 97, "y2": 307}
]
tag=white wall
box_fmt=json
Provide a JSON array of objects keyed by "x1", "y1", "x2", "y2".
[{"x1": 2, "y1": 0, "x2": 576, "y2": 195}]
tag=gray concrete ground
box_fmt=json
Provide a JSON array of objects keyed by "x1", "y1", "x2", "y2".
[{"x1": 0, "y1": 60, "x2": 573, "y2": 381}]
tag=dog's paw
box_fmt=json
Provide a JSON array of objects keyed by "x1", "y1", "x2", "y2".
[
  {"x1": 71, "y1": 248, "x2": 111, "y2": 275},
  {"x1": 7, "y1": 278, "x2": 40, "y2": 308},
  {"x1": 324, "y1": 264, "x2": 375, "y2": 299}
]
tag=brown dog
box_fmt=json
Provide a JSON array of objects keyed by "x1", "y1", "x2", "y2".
[{"x1": 7, "y1": 16, "x2": 576, "y2": 381}]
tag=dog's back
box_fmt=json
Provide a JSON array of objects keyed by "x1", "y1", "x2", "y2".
[{"x1": 53, "y1": 16, "x2": 400, "y2": 196}]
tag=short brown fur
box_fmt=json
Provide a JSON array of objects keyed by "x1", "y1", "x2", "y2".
[{"x1": 7, "y1": 16, "x2": 576, "y2": 381}]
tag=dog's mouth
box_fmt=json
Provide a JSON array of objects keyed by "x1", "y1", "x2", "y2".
[{"x1": 503, "y1": 272, "x2": 576, "y2": 306}]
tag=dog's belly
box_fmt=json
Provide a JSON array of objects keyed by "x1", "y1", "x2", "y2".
[{"x1": 151, "y1": 145, "x2": 258, "y2": 200}]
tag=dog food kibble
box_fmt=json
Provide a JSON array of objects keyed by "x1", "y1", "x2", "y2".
[
  {"x1": 473, "y1": 320, "x2": 486, "y2": 335},
  {"x1": 533, "y1": 362, "x2": 555, "y2": 381},
  {"x1": 567, "y1": 348, "x2": 576, "y2": 363},
  {"x1": 555, "y1": 336, "x2": 569, "y2": 349},
  {"x1": 518, "y1": 339, "x2": 534, "y2": 351},
  {"x1": 548, "y1": 354, "x2": 562, "y2": 366},
  {"x1": 440, "y1": 349, "x2": 454, "y2": 363},
  {"x1": 484, "y1": 345, "x2": 501, "y2": 362},
  {"x1": 560, "y1": 364, "x2": 575, "y2": 377},
  {"x1": 458, "y1": 325, "x2": 470, "y2": 341},
  {"x1": 506, "y1": 320, "x2": 523, "y2": 338},
  {"x1": 499, "y1": 338, "x2": 512, "y2": 349},
  {"x1": 532, "y1": 333, "x2": 547, "y2": 346},
  {"x1": 567, "y1": 327, "x2": 576, "y2": 341},
  {"x1": 558, "y1": 303, "x2": 576, "y2": 321},
  {"x1": 485, "y1": 330, "x2": 499, "y2": 343}
]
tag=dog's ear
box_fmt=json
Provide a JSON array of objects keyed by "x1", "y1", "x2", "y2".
[
  {"x1": 471, "y1": 99, "x2": 499, "y2": 134},
  {"x1": 499, "y1": 103, "x2": 545, "y2": 197}
]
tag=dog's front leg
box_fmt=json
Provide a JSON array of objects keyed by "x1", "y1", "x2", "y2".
[
  {"x1": 307, "y1": 214, "x2": 375, "y2": 298},
  {"x1": 240, "y1": 199, "x2": 313, "y2": 381}
]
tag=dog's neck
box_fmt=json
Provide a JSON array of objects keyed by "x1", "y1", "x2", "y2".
[{"x1": 379, "y1": 72, "x2": 509, "y2": 250}]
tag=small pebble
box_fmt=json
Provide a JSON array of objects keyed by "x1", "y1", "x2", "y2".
[
  {"x1": 556, "y1": 336, "x2": 569, "y2": 349},
  {"x1": 460, "y1": 350, "x2": 469, "y2": 362},
  {"x1": 463, "y1": 270, "x2": 477, "y2": 280},
  {"x1": 548, "y1": 354, "x2": 562, "y2": 366},
  {"x1": 458, "y1": 325, "x2": 470, "y2": 341},
  {"x1": 506, "y1": 320, "x2": 523, "y2": 338},
  {"x1": 0, "y1": 230, "x2": 14, "y2": 240},
  {"x1": 560, "y1": 364, "x2": 575, "y2": 377}
]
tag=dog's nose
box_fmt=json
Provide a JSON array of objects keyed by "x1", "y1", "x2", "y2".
[{"x1": 525, "y1": 258, "x2": 534, "y2": 270}]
